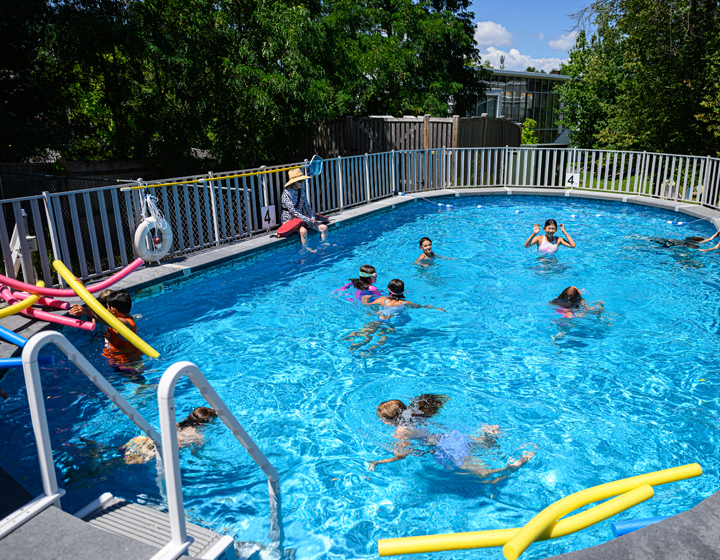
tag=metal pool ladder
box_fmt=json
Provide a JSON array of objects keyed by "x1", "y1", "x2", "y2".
[{"x1": 0, "y1": 331, "x2": 283, "y2": 560}]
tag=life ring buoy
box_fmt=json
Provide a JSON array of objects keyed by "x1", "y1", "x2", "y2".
[{"x1": 134, "y1": 217, "x2": 173, "y2": 261}]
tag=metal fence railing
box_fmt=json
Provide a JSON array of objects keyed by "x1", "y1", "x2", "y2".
[{"x1": 2, "y1": 147, "x2": 719, "y2": 287}]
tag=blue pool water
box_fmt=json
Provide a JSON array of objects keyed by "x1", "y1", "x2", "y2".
[{"x1": 1, "y1": 195, "x2": 719, "y2": 559}]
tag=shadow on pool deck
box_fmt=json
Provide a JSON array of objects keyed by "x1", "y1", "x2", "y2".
[{"x1": 1, "y1": 187, "x2": 719, "y2": 560}]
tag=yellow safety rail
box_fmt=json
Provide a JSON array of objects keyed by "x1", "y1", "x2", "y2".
[
  {"x1": 119, "y1": 164, "x2": 304, "y2": 191},
  {"x1": 378, "y1": 485, "x2": 654, "y2": 556},
  {"x1": 0, "y1": 281, "x2": 44, "y2": 319},
  {"x1": 53, "y1": 261, "x2": 160, "y2": 358}
]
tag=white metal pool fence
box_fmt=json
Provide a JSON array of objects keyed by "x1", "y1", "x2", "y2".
[{"x1": 3, "y1": 146, "x2": 720, "y2": 287}]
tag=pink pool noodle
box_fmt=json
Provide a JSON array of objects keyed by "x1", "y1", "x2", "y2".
[
  {"x1": 0, "y1": 258, "x2": 144, "y2": 298},
  {"x1": 0, "y1": 286, "x2": 95, "y2": 332},
  {"x1": 12, "y1": 291, "x2": 71, "y2": 310}
]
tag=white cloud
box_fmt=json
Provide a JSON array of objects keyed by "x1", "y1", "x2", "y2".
[
  {"x1": 549, "y1": 31, "x2": 578, "y2": 51},
  {"x1": 481, "y1": 47, "x2": 566, "y2": 73},
  {"x1": 538, "y1": 33, "x2": 545, "y2": 42},
  {"x1": 475, "y1": 21, "x2": 513, "y2": 47}
]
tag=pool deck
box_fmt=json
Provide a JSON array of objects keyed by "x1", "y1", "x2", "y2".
[{"x1": 1, "y1": 186, "x2": 719, "y2": 560}]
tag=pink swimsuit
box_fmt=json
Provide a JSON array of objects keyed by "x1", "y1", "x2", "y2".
[{"x1": 538, "y1": 236, "x2": 559, "y2": 253}]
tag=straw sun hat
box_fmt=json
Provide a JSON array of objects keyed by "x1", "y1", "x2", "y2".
[{"x1": 285, "y1": 167, "x2": 311, "y2": 187}]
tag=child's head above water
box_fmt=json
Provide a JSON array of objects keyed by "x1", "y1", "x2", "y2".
[
  {"x1": 98, "y1": 289, "x2": 115, "y2": 307},
  {"x1": 107, "y1": 289, "x2": 132, "y2": 316},
  {"x1": 387, "y1": 279, "x2": 406, "y2": 300},
  {"x1": 419, "y1": 237, "x2": 432, "y2": 252},
  {"x1": 178, "y1": 406, "x2": 217, "y2": 429},
  {"x1": 551, "y1": 286, "x2": 584, "y2": 309},
  {"x1": 544, "y1": 219, "x2": 558, "y2": 234},
  {"x1": 350, "y1": 264, "x2": 377, "y2": 290},
  {"x1": 377, "y1": 394, "x2": 449, "y2": 426}
]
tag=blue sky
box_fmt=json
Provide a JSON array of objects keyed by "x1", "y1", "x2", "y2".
[{"x1": 469, "y1": 0, "x2": 586, "y2": 72}]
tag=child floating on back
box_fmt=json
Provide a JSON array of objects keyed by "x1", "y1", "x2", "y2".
[
  {"x1": 525, "y1": 219, "x2": 576, "y2": 252},
  {"x1": 414, "y1": 237, "x2": 456, "y2": 266},
  {"x1": 369, "y1": 394, "x2": 534, "y2": 483}
]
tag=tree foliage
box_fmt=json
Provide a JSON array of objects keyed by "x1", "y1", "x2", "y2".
[
  {"x1": 521, "y1": 119, "x2": 538, "y2": 144},
  {"x1": 558, "y1": 0, "x2": 720, "y2": 156},
  {"x1": 0, "y1": 0, "x2": 486, "y2": 172}
]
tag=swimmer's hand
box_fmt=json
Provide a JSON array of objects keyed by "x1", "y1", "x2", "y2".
[
  {"x1": 423, "y1": 305, "x2": 446, "y2": 312},
  {"x1": 0, "y1": 388, "x2": 8, "y2": 399},
  {"x1": 368, "y1": 461, "x2": 379, "y2": 472},
  {"x1": 533, "y1": 223, "x2": 541, "y2": 234},
  {"x1": 559, "y1": 223, "x2": 567, "y2": 233},
  {"x1": 69, "y1": 304, "x2": 86, "y2": 317}
]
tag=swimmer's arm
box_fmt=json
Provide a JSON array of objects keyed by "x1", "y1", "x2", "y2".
[
  {"x1": 361, "y1": 295, "x2": 384, "y2": 306},
  {"x1": 69, "y1": 304, "x2": 100, "y2": 321},
  {"x1": 698, "y1": 230, "x2": 720, "y2": 244},
  {"x1": 524, "y1": 224, "x2": 542, "y2": 247},
  {"x1": 699, "y1": 241, "x2": 720, "y2": 252},
  {"x1": 559, "y1": 224, "x2": 576, "y2": 248},
  {"x1": 407, "y1": 301, "x2": 446, "y2": 312},
  {"x1": 368, "y1": 453, "x2": 408, "y2": 471},
  {"x1": 413, "y1": 254, "x2": 427, "y2": 265}
]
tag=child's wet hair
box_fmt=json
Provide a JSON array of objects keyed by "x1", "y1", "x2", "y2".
[
  {"x1": 350, "y1": 264, "x2": 376, "y2": 290},
  {"x1": 419, "y1": 237, "x2": 432, "y2": 248},
  {"x1": 98, "y1": 289, "x2": 115, "y2": 307},
  {"x1": 178, "y1": 406, "x2": 217, "y2": 429},
  {"x1": 544, "y1": 219, "x2": 558, "y2": 228},
  {"x1": 377, "y1": 400, "x2": 407, "y2": 425},
  {"x1": 551, "y1": 286, "x2": 584, "y2": 309},
  {"x1": 387, "y1": 279, "x2": 406, "y2": 300},
  {"x1": 107, "y1": 289, "x2": 132, "y2": 315},
  {"x1": 410, "y1": 394, "x2": 449, "y2": 417}
]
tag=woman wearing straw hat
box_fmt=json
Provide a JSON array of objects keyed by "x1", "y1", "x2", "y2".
[{"x1": 280, "y1": 167, "x2": 328, "y2": 245}]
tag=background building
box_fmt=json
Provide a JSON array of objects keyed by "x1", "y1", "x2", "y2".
[{"x1": 472, "y1": 69, "x2": 571, "y2": 144}]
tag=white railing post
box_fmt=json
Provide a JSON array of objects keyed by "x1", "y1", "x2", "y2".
[
  {"x1": 158, "y1": 361, "x2": 283, "y2": 559},
  {"x1": 502, "y1": 146, "x2": 509, "y2": 187},
  {"x1": 364, "y1": 153, "x2": 371, "y2": 203},
  {"x1": 207, "y1": 171, "x2": 220, "y2": 247},
  {"x1": 337, "y1": 156, "x2": 345, "y2": 210},
  {"x1": 391, "y1": 150, "x2": 396, "y2": 193}
]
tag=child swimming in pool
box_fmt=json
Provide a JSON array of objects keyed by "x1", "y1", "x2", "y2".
[
  {"x1": 525, "y1": 219, "x2": 576, "y2": 252},
  {"x1": 368, "y1": 394, "x2": 535, "y2": 482},
  {"x1": 335, "y1": 264, "x2": 383, "y2": 302},
  {"x1": 550, "y1": 286, "x2": 604, "y2": 318},
  {"x1": 414, "y1": 237, "x2": 457, "y2": 266},
  {"x1": 343, "y1": 279, "x2": 445, "y2": 353},
  {"x1": 120, "y1": 406, "x2": 217, "y2": 464}
]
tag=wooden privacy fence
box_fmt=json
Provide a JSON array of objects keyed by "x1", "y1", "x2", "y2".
[
  {"x1": 308, "y1": 115, "x2": 522, "y2": 159},
  {"x1": 1, "y1": 147, "x2": 718, "y2": 288}
]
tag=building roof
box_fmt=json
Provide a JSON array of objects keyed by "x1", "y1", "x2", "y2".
[{"x1": 489, "y1": 69, "x2": 571, "y2": 81}]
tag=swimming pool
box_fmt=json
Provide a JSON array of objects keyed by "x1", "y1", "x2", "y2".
[{"x1": 1, "y1": 194, "x2": 719, "y2": 559}]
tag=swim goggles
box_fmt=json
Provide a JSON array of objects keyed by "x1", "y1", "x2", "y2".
[{"x1": 359, "y1": 271, "x2": 377, "y2": 278}]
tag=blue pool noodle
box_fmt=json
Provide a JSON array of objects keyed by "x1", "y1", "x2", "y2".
[
  {"x1": 0, "y1": 355, "x2": 55, "y2": 368},
  {"x1": 611, "y1": 515, "x2": 673, "y2": 537},
  {"x1": 0, "y1": 325, "x2": 28, "y2": 347}
]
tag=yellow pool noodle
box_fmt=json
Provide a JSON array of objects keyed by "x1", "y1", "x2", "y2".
[
  {"x1": 503, "y1": 463, "x2": 702, "y2": 560},
  {"x1": 53, "y1": 261, "x2": 159, "y2": 358},
  {"x1": 0, "y1": 281, "x2": 44, "y2": 319},
  {"x1": 377, "y1": 485, "x2": 654, "y2": 556}
]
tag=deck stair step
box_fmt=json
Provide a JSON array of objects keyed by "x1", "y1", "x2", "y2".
[{"x1": 82, "y1": 496, "x2": 233, "y2": 560}]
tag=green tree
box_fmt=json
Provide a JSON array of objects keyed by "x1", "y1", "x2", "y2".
[
  {"x1": 559, "y1": 0, "x2": 720, "y2": 155},
  {"x1": 521, "y1": 119, "x2": 538, "y2": 144}
]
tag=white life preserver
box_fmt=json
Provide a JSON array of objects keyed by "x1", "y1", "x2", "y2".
[{"x1": 133, "y1": 217, "x2": 173, "y2": 261}]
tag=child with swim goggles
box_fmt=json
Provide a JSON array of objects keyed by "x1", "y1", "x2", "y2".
[
  {"x1": 343, "y1": 279, "x2": 445, "y2": 353},
  {"x1": 335, "y1": 264, "x2": 383, "y2": 303},
  {"x1": 524, "y1": 219, "x2": 576, "y2": 253},
  {"x1": 368, "y1": 394, "x2": 535, "y2": 482}
]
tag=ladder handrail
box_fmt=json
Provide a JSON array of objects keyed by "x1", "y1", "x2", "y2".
[
  {"x1": 157, "y1": 361, "x2": 283, "y2": 560},
  {"x1": 0, "y1": 332, "x2": 163, "y2": 538}
]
